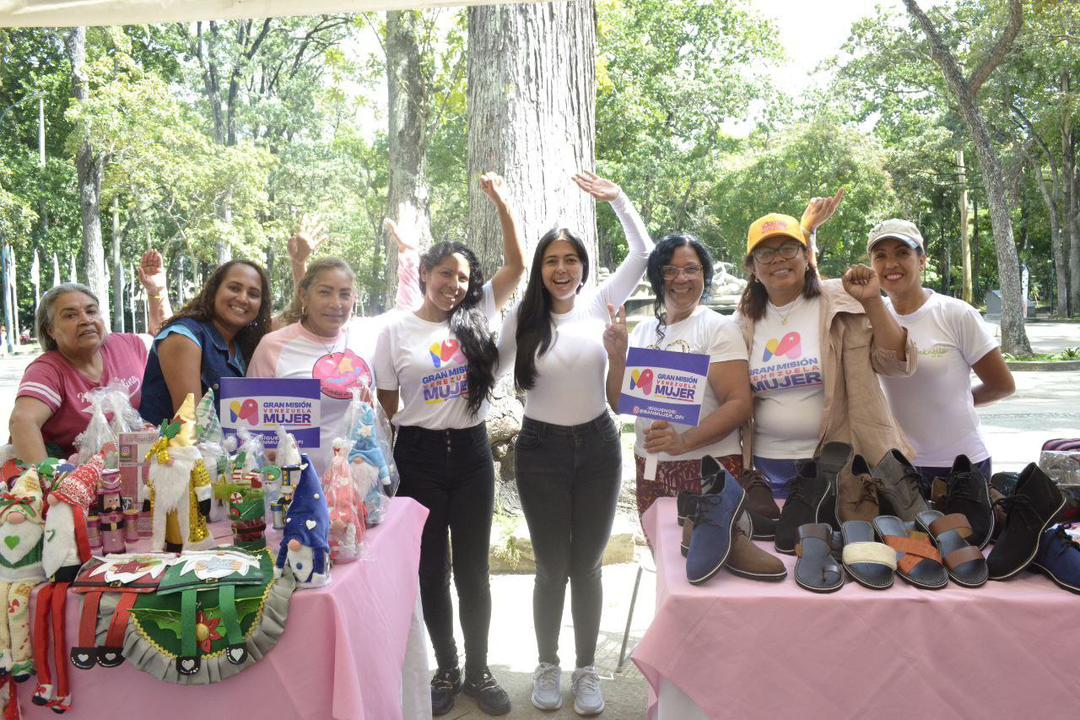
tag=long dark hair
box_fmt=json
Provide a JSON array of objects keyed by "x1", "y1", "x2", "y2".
[
  {"x1": 160, "y1": 259, "x2": 272, "y2": 361},
  {"x1": 646, "y1": 234, "x2": 714, "y2": 344},
  {"x1": 514, "y1": 227, "x2": 590, "y2": 391},
  {"x1": 420, "y1": 242, "x2": 498, "y2": 415},
  {"x1": 736, "y1": 248, "x2": 821, "y2": 321}
]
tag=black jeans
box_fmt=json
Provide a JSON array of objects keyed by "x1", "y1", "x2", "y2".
[
  {"x1": 395, "y1": 423, "x2": 495, "y2": 674},
  {"x1": 514, "y1": 412, "x2": 622, "y2": 668}
]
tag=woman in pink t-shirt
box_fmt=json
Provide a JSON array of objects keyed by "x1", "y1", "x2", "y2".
[
  {"x1": 246, "y1": 220, "x2": 420, "y2": 478},
  {"x1": 10, "y1": 254, "x2": 170, "y2": 462}
]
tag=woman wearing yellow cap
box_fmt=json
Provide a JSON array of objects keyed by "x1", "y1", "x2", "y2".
[{"x1": 734, "y1": 204, "x2": 914, "y2": 499}]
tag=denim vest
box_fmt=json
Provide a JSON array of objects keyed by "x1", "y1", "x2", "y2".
[{"x1": 139, "y1": 318, "x2": 247, "y2": 426}]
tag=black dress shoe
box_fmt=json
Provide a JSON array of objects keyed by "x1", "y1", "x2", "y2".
[{"x1": 987, "y1": 463, "x2": 1065, "y2": 580}]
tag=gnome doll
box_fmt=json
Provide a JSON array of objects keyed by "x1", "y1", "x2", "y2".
[
  {"x1": 275, "y1": 456, "x2": 331, "y2": 588},
  {"x1": 34, "y1": 453, "x2": 101, "y2": 713},
  {"x1": 0, "y1": 468, "x2": 47, "y2": 681},
  {"x1": 146, "y1": 393, "x2": 202, "y2": 553}
]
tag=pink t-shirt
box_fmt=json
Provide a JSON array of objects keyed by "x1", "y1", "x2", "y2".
[{"x1": 17, "y1": 333, "x2": 149, "y2": 457}]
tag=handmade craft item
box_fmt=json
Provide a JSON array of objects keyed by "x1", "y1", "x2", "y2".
[{"x1": 276, "y1": 457, "x2": 331, "y2": 588}]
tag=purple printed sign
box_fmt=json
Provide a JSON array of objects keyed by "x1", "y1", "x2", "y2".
[
  {"x1": 219, "y1": 377, "x2": 321, "y2": 448},
  {"x1": 618, "y1": 347, "x2": 710, "y2": 426}
]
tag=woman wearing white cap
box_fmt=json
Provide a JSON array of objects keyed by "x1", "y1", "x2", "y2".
[{"x1": 864, "y1": 218, "x2": 1014, "y2": 492}]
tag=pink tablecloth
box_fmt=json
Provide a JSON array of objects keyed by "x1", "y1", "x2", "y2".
[
  {"x1": 633, "y1": 497, "x2": 1079, "y2": 720},
  {"x1": 20, "y1": 496, "x2": 429, "y2": 720}
]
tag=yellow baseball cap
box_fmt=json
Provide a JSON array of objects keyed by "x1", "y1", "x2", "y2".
[{"x1": 747, "y1": 213, "x2": 808, "y2": 255}]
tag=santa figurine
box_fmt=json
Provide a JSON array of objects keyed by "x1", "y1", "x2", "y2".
[
  {"x1": 0, "y1": 467, "x2": 47, "y2": 681},
  {"x1": 34, "y1": 453, "x2": 101, "y2": 713},
  {"x1": 146, "y1": 394, "x2": 203, "y2": 553}
]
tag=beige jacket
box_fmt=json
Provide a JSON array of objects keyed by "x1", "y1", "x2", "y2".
[{"x1": 736, "y1": 279, "x2": 916, "y2": 466}]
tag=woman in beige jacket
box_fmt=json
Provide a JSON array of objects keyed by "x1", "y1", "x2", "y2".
[{"x1": 733, "y1": 210, "x2": 915, "y2": 500}]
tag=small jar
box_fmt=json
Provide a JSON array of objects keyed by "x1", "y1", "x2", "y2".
[
  {"x1": 86, "y1": 514, "x2": 102, "y2": 550},
  {"x1": 123, "y1": 508, "x2": 140, "y2": 542}
]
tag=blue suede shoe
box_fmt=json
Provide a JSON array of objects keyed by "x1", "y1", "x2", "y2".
[
  {"x1": 685, "y1": 458, "x2": 747, "y2": 585},
  {"x1": 1031, "y1": 524, "x2": 1080, "y2": 594}
]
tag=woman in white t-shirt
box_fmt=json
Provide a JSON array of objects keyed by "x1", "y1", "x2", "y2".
[
  {"x1": 866, "y1": 218, "x2": 1014, "y2": 492},
  {"x1": 497, "y1": 173, "x2": 651, "y2": 715},
  {"x1": 604, "y1": 235, "x2": 751, "y2": 520},
  {"x1": 246, "y1": 221, "x2": 420, "y2": 479},
  {"x1": 373, "y1": 173, "x2": 525, "y2": 718}
]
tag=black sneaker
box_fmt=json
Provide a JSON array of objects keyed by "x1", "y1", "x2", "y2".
[
  {"x1": 463, "y1": 667, "x2": 511, "y2": 716},
  {"x1": 430, "y1": 666, "x2": 462, "y2": 716},
  {"x1": 987, "y1": 463, "x2": 1065, "y2": 580}
]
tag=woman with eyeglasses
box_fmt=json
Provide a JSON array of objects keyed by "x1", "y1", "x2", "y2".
[
  {"x1": 496, "y1": 172, "x2": 650, "y2": 716},
  {"x1": 603, "y1": 235, "x2": 751, "y2": 521},
  {"x1": 734, "y1": 208, "x2": 914, "y2": 499}
]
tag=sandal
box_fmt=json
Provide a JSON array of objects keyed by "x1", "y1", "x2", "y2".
[
  {"x1": 794, "y1": 523, "x2": 844, "y2": 593},
  {"x1": 914, "y1": 511, "x2": 988, "y2": 588},
  {"x1": 871, "y1": 515, "x2": 949, "y2": 589},
  {"x1": 840, "y1": 520, "x2": 896, "y2": 590}
]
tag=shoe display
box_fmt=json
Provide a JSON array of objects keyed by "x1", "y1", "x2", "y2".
[
  {"x1": 836, "y1": 454, "x2": 882, "y2": 523},
  {"x1": 735, "y1": 468, "x2": 781, "y2": 539},
  {"x1": 932, "y1": 455, "x2": 995, "y2": 549},
  {"x1": 1031, "y1": 525, "x2": 1080, "y2": 594},
  {"x1": 873, "y1": 449, "x2": 930, "y2": 521},
  {"x1": 685, "y1": 458, "x2": 746, "y2": 584},
  {"x1": 463, "y1": 667, "x2": 511, "y2": 716},
  {"x1": 571, "y1": 666, "x2": 605, "y2": 716},
  {"x1": 987, "y1": 463, "x2": 1065, "y2": 580},
  {"x1": 430, "y1": 666, "x2": 462, "y2": 717},
  {"x1": 724, "y1": 518, "x2": 787, "y2": 581},
  {"x1": 775, "y1": 460, "x2": 834, "y2": 554},
  {"x1": 531, "y1": 662, "x2": 562, "y2": 711}
]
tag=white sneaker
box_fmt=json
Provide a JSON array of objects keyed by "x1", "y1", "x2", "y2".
[
  {"x1": 531, "y1": 662, "x2": 562, "y2": 710},
  {"x1": 571, "y1": 665, "x2": 605, "y2": 716}
]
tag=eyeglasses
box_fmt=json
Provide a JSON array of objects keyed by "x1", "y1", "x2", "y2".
[
  {"x1": 661, "y1": 264, "x2": 703, "y2": 280},
  {"x1": 751, "y1": 241, "x2": 803, "y2": 264}
]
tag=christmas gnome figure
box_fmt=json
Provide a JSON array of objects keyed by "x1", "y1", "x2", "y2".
[
  {"x1": 275, "y1": 456, "x2": 331, "y2": 589},
  {"x1": 347, "y1": 401, "x2": 391, "y2": 525},
  {"x1": 0, "y1": 467, "x2": 46, "y2": 681},
  {"x1": 34, "y1": 453, "x2": 102, "y2": 713},
  {"x1": 146, "y1": 394, "x2": 203, "y2": 553}
]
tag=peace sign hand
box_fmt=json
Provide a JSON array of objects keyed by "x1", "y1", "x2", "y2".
[
  {"x1": 603, "y1": 303, "x2": 628, "y2": 360},
  {"x1": 800, "y1": 188, "x2": 846, "y2": 234}
]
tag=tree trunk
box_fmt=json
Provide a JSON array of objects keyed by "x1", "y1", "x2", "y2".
[
  {"x1": 112, "y1": 198, "x2": 124, "y2": 332},
  {"x1": 66, "y1": 26, "x2": 110, "y2": 330},
  {"x1": 1063, "y1": 77, "x2": 1080, "y2": 316},
  {"x1": 903, "y1": 0, "x2": 1031, "y2": 355},
  {"x1": 467, "y1": 0, "x2": 598, "y2": 512},
  {"x1": 1032, "y1": 161, "x2": 1069, "y2": 316},
  {"x1": 385, "y1": 10, "x2": 435, "y2": 305},
  {"x1": 958, "y1": 150, "x2": 973, "y2": 304}
]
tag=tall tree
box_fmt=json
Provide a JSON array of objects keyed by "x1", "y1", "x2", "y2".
[
  {"x1": 65, "y1": 26, "x2": 109, "y2": 329},
  {"x1": 902, "y1": 0, "x2": 1031, "y2": 354},
  {"x1": 467, "y1": 1, "x2": 597, "y2": 273}
]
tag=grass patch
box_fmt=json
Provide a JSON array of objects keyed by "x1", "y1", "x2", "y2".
[{"x1": 1004, "y1": 347, "x2": 1080, "y2": 362}]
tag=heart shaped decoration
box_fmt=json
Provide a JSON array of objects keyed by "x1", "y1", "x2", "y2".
[
  {"x1": 180, "y1": 658, "x2": 196, "y2": 671},
  {"x1": 305, "y1": 519, "x2": 318, "y2": 530},
  {"x1": 4, "y1": 536, "x2": 19, "y2": 550},
  {"x1": 227, "y1": 647, "x2": 246, "y2": 664},
  {"x1": 76, "y1": 653, "x2": 90, "y2": 663}
]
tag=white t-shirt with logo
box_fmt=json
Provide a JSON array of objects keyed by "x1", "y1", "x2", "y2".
[
  {"x1": 247, "y1": 314, "x2": 404, "y2": 478},
  {"x1": 880, "y1": 290, "x2": 997, "y2": 465},
  {"x1": 746, "y1": 295, "x2": 825, "y2": 459},
  {"x1": 374, "y1": 283, "x2": 497, "y2": 430},
  {"x1": 629, "y1": 306, "x2": 747, "y2": 462}
]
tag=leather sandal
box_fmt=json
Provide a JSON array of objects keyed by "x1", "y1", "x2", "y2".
[
  {"x1": 915, "y1": 511, "x2": 988, "y2": 588},
  {"x1": 840, "y1": 520, "x2": 896, "y2": 590},
  {"x1": 794, "y1": 523, "x2": 844, "y2": 593},
  {"x1": 871, "y1": 515, "x2": 949, "y2": 589}
]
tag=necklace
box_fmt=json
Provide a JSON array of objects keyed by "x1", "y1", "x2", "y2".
[
  {"x1": 769, "y1": 295, "x2": 802, "y2": 326},
  {"x1": 305, "y1": 321, "x2": 347, "y2": 357}
]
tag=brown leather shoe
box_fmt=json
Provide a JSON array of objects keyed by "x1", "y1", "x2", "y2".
[
  {"x1": 836, "y1": 454, "x2": 882, "y2": 523},
  {"x1": 736, "y1": 468, "x2": 781, "y2": 539},
  {"x1": 873, "y1": 449, "x2": 930, "y2": 522},
  {"x1": 724, "y1": 519, "x2": 787, "y2": 581},
  {"x1": 682, "y1": 510, "x2": 753, "y2": 557}
]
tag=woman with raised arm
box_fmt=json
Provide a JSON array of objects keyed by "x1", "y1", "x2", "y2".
[
  {"x1": 374, "y1": 172, "x2": 525, "y2": 718},
  {"x1": 497, "y1": 172, "x2": 651, "y2": 716}
]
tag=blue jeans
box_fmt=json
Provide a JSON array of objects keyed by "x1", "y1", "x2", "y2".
[
  {"x1": 753, "y1": 456, "x2": 812, "y2": 500},
  {"x1": 916, "y1": 458, "x2": 992, "y2": 498},
  {"x1": 514, "y1": 412, "x2": 622, "y2": 668}
]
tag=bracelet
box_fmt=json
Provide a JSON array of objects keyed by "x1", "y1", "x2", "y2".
[{"x1": 149, "y1": 293, "x2": 165, "y2": 301}]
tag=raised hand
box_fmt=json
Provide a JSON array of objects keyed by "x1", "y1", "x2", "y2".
[
  {"x1": 800, "y1": 188, "x2": 846, "y2": 234},
  {"x1": 383, "y1": 218, "x2": 416, "y2": 254},
  {"x1": 603, "y1": 303, "x2": 629, "y2": 360},
  {"x1": 287, "y1": 214, "x2": 328, "y2": 265},
  {"x1": 479, "y1": 172, "x2": 511, "y2": 208},
  {"x1": 573, "y1": 171, "x2": 621, "y2": 203},
  {"x1": 842, "y1": 264, "x2": 882, "y2": 306},
  {"x1": 138, "y1": 250, "x2": 166, "y2": 296}
]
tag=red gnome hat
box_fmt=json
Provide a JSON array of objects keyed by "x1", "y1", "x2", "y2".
[{"x1": 48, "y1": 453, "x2": 103, "y2": 563}]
